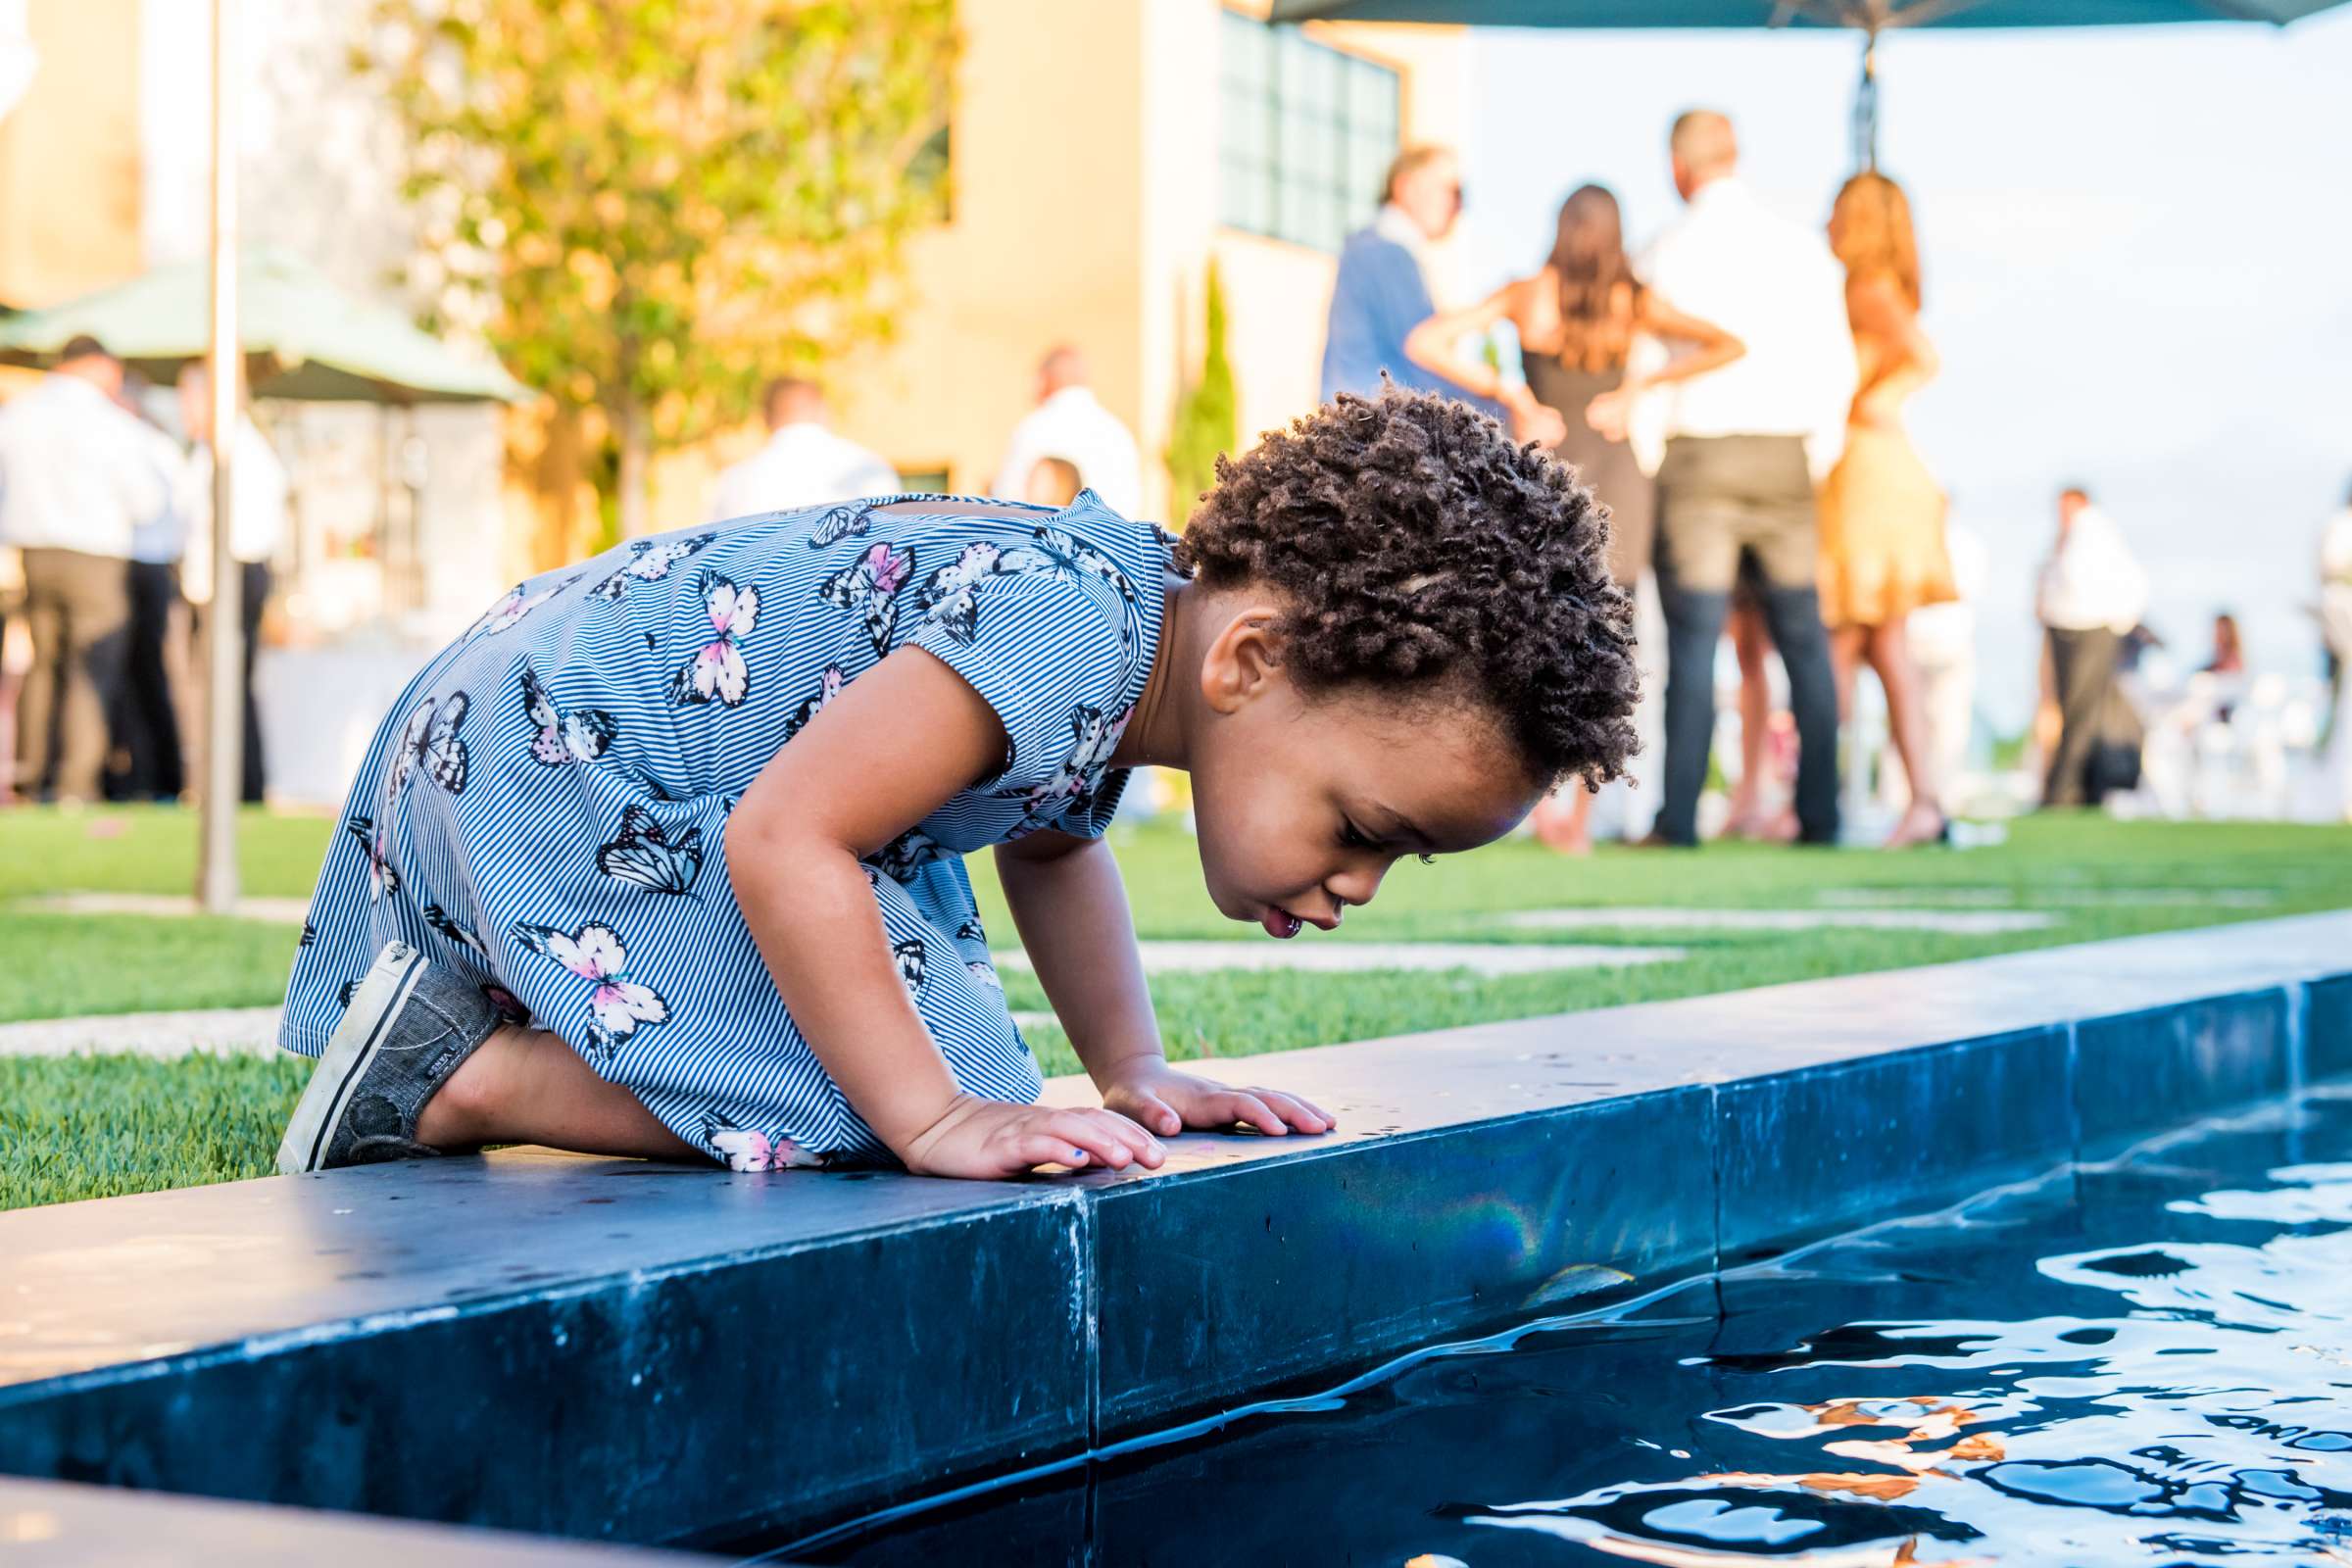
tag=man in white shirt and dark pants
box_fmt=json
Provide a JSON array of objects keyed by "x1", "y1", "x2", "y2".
[
  {"x1": 992, "y1": 346, "x2": 1144, "y2": 518},
  {"x1": 0, "y1": 336, "x2": 176, "y2": 803},
  {"x1": 2035, "y1": 484, "x2": 2148, "y2": 808},
  {"x1": 119, "y1": 384, "x2": 196, "y2": 801},
  {"x1": 708, "y1": 377, "x2": 897, "y2": 522},
  {"x1": 1642, "y1": 111, "x2": 1858, "y2": 847},
  {"x1": 179, "y1": 363, "x2": 289, "y2": 803}
]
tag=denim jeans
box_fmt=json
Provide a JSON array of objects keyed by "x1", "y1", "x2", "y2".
[{"x1": 1652, "y1": 436, "x2": 1840, "y2": 847}]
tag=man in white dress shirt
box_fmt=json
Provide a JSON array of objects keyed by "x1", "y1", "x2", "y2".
[
  {"x1": 0, "y1": 336, "x2": 177, "y2": 803},
  {"x1": 1642, "y1": 111, "x2": 1858, "y2": 847},
  {"x1": 2035, "y1": 485, "x2": 2148, "y2": 808},
  {"x1": 178, "y1": 363, "x2": 290, "y2": 803},
  {"x1": 708, "y1": 377, "x2": 898, "y2": 522},
  {"x1": 991, "y1": 346, "x2": 1144, "y2": 518}
]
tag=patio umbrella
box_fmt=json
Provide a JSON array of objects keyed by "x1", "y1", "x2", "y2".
[
  {"x1": 0, "y1": 245, "x2": 528, "y2": 404},
  {"x1": 1266, "y1": 0, "x2": 2347, "y2": 168},
  {"x1": 0, "y1": 242, "x2": 523, "y2": 909}
]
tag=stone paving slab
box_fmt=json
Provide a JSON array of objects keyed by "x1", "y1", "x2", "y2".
[
  {"x1": 1001, "y1": 938, "x2": 1684, "y2": 976},
  {"x1": 0, "y1": 1007, "x2": 283, "y2": 1058},
  {"x1": 14, "y1": 891, "x2": 314, "y2": 924},
  {"x1": 0, "y1": 1476, "x2": 709, "y2": 1565},
  {"x1": 1505, "y1": 906, "x2": 2057, "y2": 933},
  {"x1": 1813, "y1": 886, "x2": 2275, "y2": 909},
  {"x1": 0, "y1": 911, "x2": 2346, "y2": 1548}
]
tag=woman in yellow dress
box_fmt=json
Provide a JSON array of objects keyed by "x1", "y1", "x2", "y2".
[{"x1": 1819, "y1": 172, "x2": 1957, "y2": 848}]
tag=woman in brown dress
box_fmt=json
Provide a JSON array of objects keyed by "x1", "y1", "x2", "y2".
[
  {"x1": 1819, "y1": 172, "x2": 1956, "y2": 848},
  {"x1": 1406, "y1": 183, "x2": 1742, "y2": 852}
]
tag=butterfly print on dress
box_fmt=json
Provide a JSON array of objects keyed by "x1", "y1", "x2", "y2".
[
  {"x1": 864, "y1": 827, "x2": 947, "y2": 883},
  {"x1": 916, "y1": 541, "x2": 1004, "y2": 645},
  {"x1": 421, "y1": 901, "x2": 489, "y2": 956},
  {"x1": 512, "y1": 921, "x2": 669, "y2": 1058},
  {"x1": 668, "y1": 571, "x2": 760, "y2": 708},
  {"x1": 893, "y1": 939, "x2": 926, "y2": 999},
  {"x1": 596, "y1": 806, "x2": 705, "y2": 897},
  {"x1": 345, "y1": 814, "x2": 400, "y2": 901},
  {"x1": 387, "y1": 693, "x2": 471, "y2": 799},
  {"x1": 807, "y1": 503, "x2": 872, "y2": 550},
  {"x1": 818, "y1": 540, "x2": 913, "y2": 656},
  {"x1": 997, "y1": 524, "x2": 1141, "y2": 648},
  {"x1": 703, "y1": 1115, "x2": 824, "y2": 1171},
  {"x1": 466, "y1": 572, "x2": 582, "y2": 639},
  {"x1": 1004, "y1": 703, "x2": 1132, "y2": 821},
  {"x1": 785, "y1": 664, "x2": 846, "y2": 740},
  {"x1": 519, "y1": 663, "x2": 617, "y2": 766},
  {"x1": 590, "y1": 532, "x2": 716, "y2": 600}
]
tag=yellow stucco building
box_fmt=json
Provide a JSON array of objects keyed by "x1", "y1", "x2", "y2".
[
  {"x1": 669, "y1": 0, "x2": 1472, "y2": 526},
  {"x1": 2, "y1": 0, "x2": 1470, "y2": 589}
]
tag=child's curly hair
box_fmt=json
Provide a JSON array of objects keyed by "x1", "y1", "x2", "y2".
[{"x1": 1172, "y1": 386, "x2": 1640, "y2": 791}]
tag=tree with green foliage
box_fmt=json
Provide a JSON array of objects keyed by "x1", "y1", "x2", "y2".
[
  {"x1": 1164, "y1": 262, "x2": 1237, "y2": 525},
  {"x1": 360, "y1": 0, "x2": 957, "y2": 539}
]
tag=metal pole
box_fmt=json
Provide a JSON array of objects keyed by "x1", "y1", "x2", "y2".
[
  {"x1": 1852, "y1": 29, "x2": 1881, "y2": 172},
  {"x1": 197, "y1": 0, "x2": 241, "y2": 914}
]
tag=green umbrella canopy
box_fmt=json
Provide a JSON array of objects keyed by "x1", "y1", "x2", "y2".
[
  {"x1": 1269, "y1": 0, "x2": 2344, "y2": 167},
  {"x1": 1270, "y1": 0, "x2": 2340, "y2": 24},
  {"x1": 0, "y1": 245, "x2": 529, "y2": 404}
]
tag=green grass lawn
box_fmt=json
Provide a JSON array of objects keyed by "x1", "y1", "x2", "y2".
[{"x1": 5, "y1": 804, "x2": 2351, "y2": 1210}]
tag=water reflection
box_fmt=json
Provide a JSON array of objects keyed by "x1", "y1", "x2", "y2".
[{"x1": 770, "y1": 1089, "x2": 2352, "y2": 1566}]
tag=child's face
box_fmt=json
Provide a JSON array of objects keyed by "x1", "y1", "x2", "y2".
[{"x1": 1188, "y1": 673, "x2": 1544, "y2": 939}]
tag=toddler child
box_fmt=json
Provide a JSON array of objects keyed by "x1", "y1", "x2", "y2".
[{"x1": 275, "y1": 387, "x2": 1640, "y2": 1181}]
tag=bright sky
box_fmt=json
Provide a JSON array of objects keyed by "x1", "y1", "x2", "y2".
[{"x1": 1463, "y1": 12, "x2": 2352, "y2": 728}]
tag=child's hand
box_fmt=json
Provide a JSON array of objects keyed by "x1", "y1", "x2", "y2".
[
  {"x1": 900, "y1": 1093, "x2": 1166, "y2": 1181},
  {"x1": 1099, "y1": 1059, "x2": 1336, "y2": 1141}
]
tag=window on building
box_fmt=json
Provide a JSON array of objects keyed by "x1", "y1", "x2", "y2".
[
  {"x1": 907, "y1": 122, "x2": 952, "y2": 223},
  {"x1": 1219, "y1": 13, "x2": 1400, "y2": 255}
]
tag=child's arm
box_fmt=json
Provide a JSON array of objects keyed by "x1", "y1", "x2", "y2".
[
  {"x1": 996, "y1": 830, "x2": 1335, "y2": 1142},
  {"x1": 726, "y1": 646, "x2": 1166, "y2": 1180}
]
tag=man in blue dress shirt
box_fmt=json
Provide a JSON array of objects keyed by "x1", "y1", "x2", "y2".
[{"x1": 1319, "y1": 145, "x2": 1497, "y2": 417}]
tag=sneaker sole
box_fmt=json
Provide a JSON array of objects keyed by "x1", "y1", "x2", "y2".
[{"x1": 274, "y1": 944, "x2": 430, "y2": 1176}]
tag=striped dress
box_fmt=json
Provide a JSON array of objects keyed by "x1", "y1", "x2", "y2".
[{"x1": 280, "y1": 492, "x2": 1171, "y2": 1168}]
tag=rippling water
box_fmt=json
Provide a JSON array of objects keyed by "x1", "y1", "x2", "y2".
[{"x1": 770, "y1": 1086, "x2": 2352, "y2": 1567}]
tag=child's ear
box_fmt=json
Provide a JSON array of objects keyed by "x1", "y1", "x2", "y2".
[{"x1": 1199, "y1": 605, "x2": 1285, "y2": 715}]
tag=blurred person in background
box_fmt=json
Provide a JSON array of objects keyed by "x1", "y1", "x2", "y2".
[
  {"x1": 0, "y1": 336, "x2": 174, "y2": 804},
  {"x1": 1319, "y1": 146, "x2": 1507, "y2": 426},
  {"x1": 178, "y1": 363, "x2": 288, "y2": 804},
  {"x1": 2200, "y1": 610, "x2": 2248, "y2": 727},
  {"x1": 2321, "y1": 478, "x2": 2352, "y2": 818},
  {"x1": 2035, "y1": 484, "x2": 2147, "y2": 808},
  {"x1": 1021, "y1": 456, "x2": 1085, "y2": 509},
  {"x1": 1642, "y1": 109, "x2": 1856, "y2": 848},
  {"x1": 2201, "y1": 612, "x2": 2246, "y2": 676},
  {"x1": 111, "y1": 368, "x2": 193, "y2": 802},
  {"x1": 993, "y1": 346, "x2": 1142, "y2": 517},
  {"x1": 1887, "y1": 516, "x2": 1985, "y2": 817},
  {"x1": 1817, "y1": 172, "x2": 1955, "y2": 848},
  {"x1": 0, "y1": 543, "x2": 18, "y2": 802},
  {"x1": 1404, "y1": 180, "x2": 1743, "y2": 852},
  {"x1": 709, "y1": 377, "x2": 897, "y2": 521}
]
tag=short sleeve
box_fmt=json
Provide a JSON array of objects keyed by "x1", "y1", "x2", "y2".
[{"x1": 908, "y1": 564, "x2": 1133, "y2": 794}]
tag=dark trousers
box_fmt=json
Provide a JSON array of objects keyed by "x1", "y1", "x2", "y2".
[
  {"x1": 1652, "y1": 435, "x2": 1840, "y2": 847},
  {"x1": 17, "y1": 547, "x2": 132, "y2": 803},
  {"x1": 108, "y1": 559, "x2": 187, "y2": 801},
  {"x1": 2043, "y1": 625, "x2": 2121, "y2": 808},
  {"x1": 193, "y1": 562, "x2": 271, "y2": 803}
]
